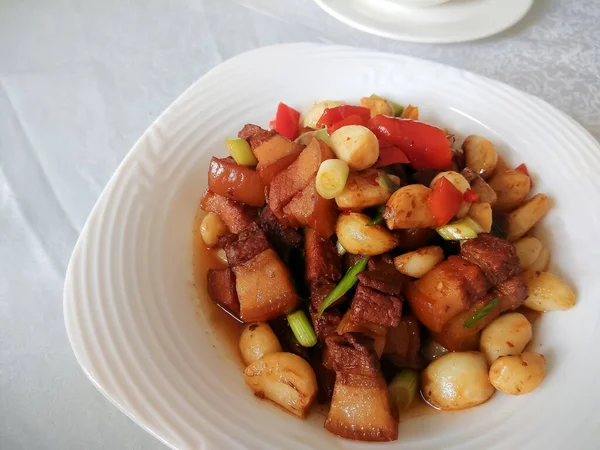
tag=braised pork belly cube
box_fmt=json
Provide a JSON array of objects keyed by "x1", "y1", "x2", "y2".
[
  {"x1": 356, "y1": 270, "x2": 404, "y2": 297},
  {"x1": 496, "y1": 276, "x2": 528, "y2": 311},
  {"x1": 252, "y1": 133, "x2": 301, "y2": 166},
  {"x1": 199, "y1": 189, "x2": 256, "y2": 234},
  {"x1": 251, "y1": 133, "x2": 303, "y2": 184},
  {"x1": 283, "y1": 181, "x2": 338, "y2": 238},
  {"x1": 349, "y1": 285, "x2": 403, "y2": 328},
  {"x1": 267, "y1": 137, "x2": 334, "y2": 216},
  {"x1": 324, "y1": 333, "x2": 398, "y2": 442},
  {"x1": 219, "y1": 223, "x2": 270, "y2": 267},
  {"x1": 206, "y1": 268, "x2": 240, "y2": 317},
  {"x1": 460, "y1": 233, "x2": 520, "y2": 286},
  {"x1": 326, "y1": 373, "x2": 398, "y2": 442},
  {"x1": 324, "y1": 333, "x2": 380, "y2": 377},
  {"x1": 383, "y1": 314, "x2": 422, "y2": 369},
  {"x1": 259, "y1": 205, "x2": 303, "y2": 250},
  {"x1": 237, "y1": 124, "x2": 276, "y2": 150},
  {"x1": 233, "y1": 248, "x2": 299, "y2": 322},
  {"x1": 207, "y1": 157, "x2": 266, "y2": 206},
  {"x1": 309, "y1": 307, "x2": 342, "y2": 341},
  {"x1": 305, "y1": 228, "x2": 342, "y2": 283},
  {"x1": 434, "y1": 294, "x2": 501, "y2": 351},
  {"x1": 309, "y1": 279, "x2": 346, "y2": 311},
  {"x1": 336, "y1": 313, "x2": 387, "y2": 357},
  {"x1": 406, "y1": 256, "x2": 489, "y2": 333}
]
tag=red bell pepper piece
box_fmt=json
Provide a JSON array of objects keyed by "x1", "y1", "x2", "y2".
[
  {"x1": 368, "y1": 115, "x2": 452, "y2": 170},
  {"x1": 428, "y1": 177, "x2": 463, "y2": 226},
  {"x1": 328, "y1": 114, "x2": 365, "y2": 134},
  {"x1": 515, "y1": 163, "x2": 533, "y2": 187},
  {"x1": 515, "y1": 163, "x2": 529, "y2": 176},
  {"x1": 463, "y1": 189, "x2": 479, "y2": 203},
  {"x1": 271, "y1": 102, "x2": 301, "y2": 140},
  {"x1": 376, "y1": 141, "x2": 410, "y2": 167},
  {"x1": 316, "y1": 105, "x2": 371, "y2": 131}
]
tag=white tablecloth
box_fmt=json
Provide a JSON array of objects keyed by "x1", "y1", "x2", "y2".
[{"x1": 1, "y1": 0, "x2": 598, "y2": 448}]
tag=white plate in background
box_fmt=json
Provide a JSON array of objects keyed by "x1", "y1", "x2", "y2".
[
  {"x1": 64, "y1": 43, "x2": 600, "y2": 449},
  {"x1": 313, "y1": 0, "x2": 534, "y2": 43}
]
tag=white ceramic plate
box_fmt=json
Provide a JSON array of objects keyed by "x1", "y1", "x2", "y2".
[
  {"x1": 313, "y1": 0, "x2": 534, "y2": 43},
  {"x1": 64, "y1": 43, "x2": 600, "y2": 449}
]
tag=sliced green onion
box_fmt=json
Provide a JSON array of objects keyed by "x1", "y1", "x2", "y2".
[
  {"x1": 224, "y1": 138, "x2": 258, "y2": 166},
  {"x1": 318, "y1": 256, "x2": 369, "y2": 316},
  {"x1": 436, "y1": 217, "x2": 482, "y2": 241},
  {"x1": 376, "y1": 171, "x2": 400, "y2": 192},
  {"x1": 336, "y1": 240, "x2": 347, "y2": 256},
  {"x1": 287, "y1": 310, "x2": 317, "y2": 347},
  {"x1": 370, "y1": 94, "x2": 404, "y2": 117},
  {"x1": 295, "y1": 127, "x2": 330, "y2": 146},
  {"x1": 366, "y1": 205, "x2": 386, "y2": 227},
  {"x1": 389, "y1": 369, "x2": 419, "y2": 412},
  {"x1": 463, "y1": 298, "x2": 499, "y2": 329}
]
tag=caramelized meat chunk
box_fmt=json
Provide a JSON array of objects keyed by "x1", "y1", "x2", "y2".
[
  {"x1": 268, "y1": 137, "x2": 334, "y2": 216},
  {"x1": 460, "y1": 233, "x2": 520, "y2": 286},
  {"x1": 349, "y1": 285, "x2": 402, "y2": 328},
  {"x1": 395, "y1": 228, "x2": 438, "y2": 251},
  {"x1": 233, "y1": 249, "x2": 299, "y2": 322},
  {"x1": 406, "y1": 256, "x2": 489, "y2": 333},
  {"x1": 310, "y1": 306, "x2": 342, "y2": 341},
  {"x1": 238, "y1": 124, "x2": 276, "y2": 150},
  {"x1": 323, "y1": 333, "x2": 380, "y2": 376},
  {"x1": 283, "y1": 181, "x2": 338, "y2": 238},
  {"x1": 325, "y1": 373, "x2": 398, "y2": 441},
  {"x1": 206, "y1": 268, "x2": 240, "y2": 317},
  {"x1": 356, "y1": 270, "x2": 404, "y2": 296},
  {"x1": 336, "y1": 313, "x2": 387, "y2": 357},
  {"x1": 259, "y1": 205, "x2": 303, "y2": 249},
  {"x1": 305, "y1": 228, "x2": 342, "y2": 282},
  {"x1": 309, "y1": 279, "x2": 346, "y2": 311},
  {"x1": 495, "y1": 276, "x2": 528, "y2": 311},
  {"x1": 435, "y1": 294, "x2": 501, "y2": 351},
  {"x1": 199, "y1": 189, "x2": 256, "y2": 234},
  {"x1": 207, "y1": 157, "x2": 266, "y2": 207},
  {"x1": 220, "y1": 223, "x2": 270, "y2": 267},
  {"x1": 383, "y1": 314, "x2": 422, "y2": 369}
]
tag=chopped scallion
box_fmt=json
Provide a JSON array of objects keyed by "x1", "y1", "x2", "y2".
[
  {"x1": 366, "y1": 205, "x2": 386, "y2": 227},
  {"x1": 224, "y1": 138, "x2": 258, "y2": 166},
  {"x1": 463, "y1": 298, "x2": 499, "y2": 329},
  {"x1": 389, "y1": 369, "x2": 419, "y2": 412},
  {"x1": 287, "y1": 310, "x2": 318, "y2": 347},
  {"x1": 436, "y1": 217, "x2": 482, "y2": 240},
  {"x1": 295, "y1": 127, "x2": 330, "y2": 146},
  {"x1": 376, "y1": 171, "x2": 400, "y2": 192},
  {"x1": 336, "y1": 240, "x2": 347, "y2": 256},
  {"x1": 318, "y1": 256, "x2": 369, "y2": 316},
  {"x1": 370, "y1": 94, "x2": 404, "y2": 117}
]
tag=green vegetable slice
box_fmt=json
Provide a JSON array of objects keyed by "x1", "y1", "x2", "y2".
[
  {"x1": 295, "y1": 127, "x2": 330, "y2": 146},
  {"x1": 376, "y1": 171, "x2": 400, "y2": 192},
  {"x1": 370, "y1": 94, "x2": 404, "y2": 117},
  {"x1": 389, "y1": 369, "x2": 419, "y2": 412},
  {"x1": 287, "y1": 310, "x2": 318, "y2": 347},
  {"x1": 463, "y1": 298, "x2": 499, "y2": 329},
  {"x1": 436, "y1": 217, "x2": 483, "y2": 240},
  {"x1": 336, "y1": 240, "x2": 347, "y2": 256},
  {"x1": 366, "y1": 205, "x2": 386, "y2": 227},
  {"x1": 224, "y1": 138, "x2": 258, "y2": 166},
  {"x1": 318, "y1": 256, "x2": 369, "y2": 316}
]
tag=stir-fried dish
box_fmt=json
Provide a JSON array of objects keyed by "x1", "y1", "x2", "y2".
[{"x1": 195, "y1": 97, "x2": 576, "y2": 442}]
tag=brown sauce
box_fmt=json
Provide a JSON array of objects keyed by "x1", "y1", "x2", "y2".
[{"x1": 192, "y1": 207, "x2": 244, "y2": 361}]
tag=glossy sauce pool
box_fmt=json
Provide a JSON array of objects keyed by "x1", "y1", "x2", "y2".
[{"x1": 192, "y1": 207, "x2": 447, "y2": 423}]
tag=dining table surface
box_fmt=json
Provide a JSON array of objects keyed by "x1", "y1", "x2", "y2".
[{"x1": 1, "y1": 0, "x2": 599, "y2": 448}]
